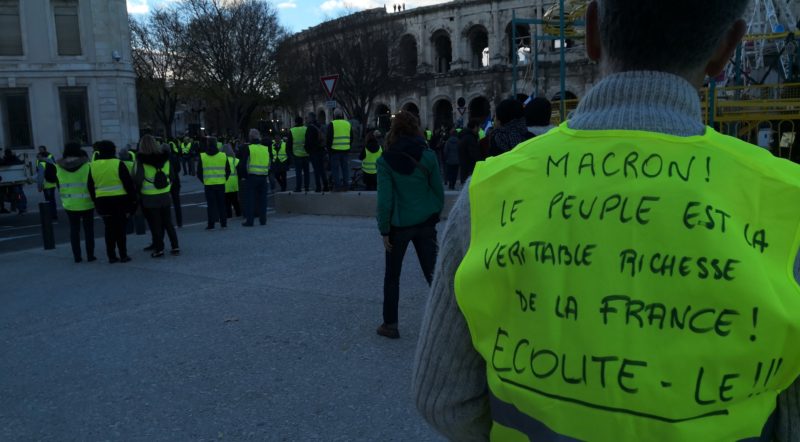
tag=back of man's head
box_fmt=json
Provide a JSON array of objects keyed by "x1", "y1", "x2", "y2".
[
  {"x1": 597, "y1": 0, "x2": 749, "y2": 77},
  {"x1": 467, "y1": 120, "x2": 480, "y2": 131},
  {"x1": 525, "y1": 97, "x2": 553, "y2": 127},
  {"x1": 295, "y1": 116, "x2": 304, "y2": 126},
  {"x1": 333, "y1": 110, "x2": 343, "y2": 120},
  {"x1": 248, "y1": 129, "x2": 261, "y2": 143}
]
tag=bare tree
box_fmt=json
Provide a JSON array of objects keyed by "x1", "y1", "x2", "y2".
[
  {"x1": 179, "y1": 0, "x2": 287, "y2": 136},
  {"x1": 130, "y1": 10, "x2": 188, "y2": 138}
]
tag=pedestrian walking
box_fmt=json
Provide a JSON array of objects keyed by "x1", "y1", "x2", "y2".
[
  {"x1": 36, "y1": 147, "x2": 58, "y2": 221},
  {"x1": 412, "y1": 1, "x2": 800, "y2": 440},
  {"x1": 135, "y1": 135, "x2": 179, "y2": 257},
  {"x1": 197, "y1": 137, "x2": 231, "y2": 230},
  {"x1": 56, "y1": 142, "x2": 95, "y2": 263},
  {"x1": 457, "y1": 121, "x2": 481, "y2": 183},
  {"x1": 327, "y1": 110, "x2": 353, "y2": 191},
  {"x1": 224, "y1": 145, "x2": 241, "y2": 218},
  {"x1": 289, "y1": 116, "x2": 310, "y2": 193},
  {"x1": 239, "y1": 129, "x2": 270, "y2": 226},
  {"x1": 88, "y1": 140, "x2": 136, "y2": 263},
  {"x1": 180, "y1": 137, "x2": 193, "y2": 176},
  {"x1": 359, "y1": 130, "x2": 382, "y2": 191},
  {"x1": 305, "y1": 112, "x2": 328, "y2": 193},
  {"x1": 442, "y1": 129, "x2": 460, "y2": 190},
  {"x1": 376, "y1": 111, "x2": 444, "y2": 339}
]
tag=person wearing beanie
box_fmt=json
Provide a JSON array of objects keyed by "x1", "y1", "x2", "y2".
[
  {"x1": 525, "y1": 96, "x2": 556, "y2": 136},
  {"x1": 56, "y1": 143, "x2": 95, "y2": 263},
  {"x1": 88, "y1": 140, "x2": 136, "y2": 263},
  {"x1": 488, "y1": 98, "x2": 532, "y2": 157}
]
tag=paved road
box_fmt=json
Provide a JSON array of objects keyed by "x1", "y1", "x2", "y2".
[{"x1": 0, "y1": 214, "x2": 443, "y2": 441}]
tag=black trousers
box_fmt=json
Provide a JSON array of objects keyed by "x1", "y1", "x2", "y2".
[
  {"x1": 363, "y1": 173, "x2": 377, "y2": 191},
  {"x1": 446, "y1": 165, "x2": 459, "y2": 189},
  {"x1": 170, "y1": 186, "x2": 183, "y2": 227},
  {"x1": 66, "y1": 209, "x2": 94, "y2": 260},
  {"x1": 100, "y1": 206, "x2": 128, "y2": 260},
  {"x1": 204, "y1": 185, "x2": 226, "y2": 227},
  {"x1": 143, "y1": 205, "x2": 179, "y2": 252},
  {"x1": 383, "y1": 223, "x2": 438, "y2": 325},
  {"x1": 309, "y1": 154, "x2": 329, "y2": 191},
  {"x1": 225, "y1": 191, "x2": 241, "y2": 218}
]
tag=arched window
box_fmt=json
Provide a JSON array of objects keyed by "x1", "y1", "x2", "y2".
[
  {"x1": 506, "y1": 23, "x2": 531, "y2": 65},
  {"x1": 467, "y1": 26, "x2": 489, "y2": 69},
  {"x1": 397, "y1": 35, "x2": 418, "y2": 76},
  {"x1": 433, "y1": 99, "x2": 454, "y2": 130},
  {"x1": 431, "y1": 30, "x2": 452, "y2": 74}
]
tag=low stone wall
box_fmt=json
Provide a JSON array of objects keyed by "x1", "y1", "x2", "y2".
[{"x1": 274, "y1": 190, "x2": 462, "y2": 219}]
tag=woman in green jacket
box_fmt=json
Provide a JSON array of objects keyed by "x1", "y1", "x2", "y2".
[{"x1": 376, "y1": 111, "x2": 445, "y2": 339}]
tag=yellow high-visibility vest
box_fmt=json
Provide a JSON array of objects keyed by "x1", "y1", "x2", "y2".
[
  {"x1": 291, "y1": 126, "x2": 308, "y2": 157},
  {"x1": 225, "y1": 157, "x2": 239, "y2": 193},
  {"x1": 56, "y1": 163, "x2": 94, "y2": 211},
  {"x1": 91, "y1": 159, "x2": 127, "y2": 197},
  {"x1": 362, "y1": 146, "x2": 382, "y2": 175},
  {"x1": 331, "y1": 119, "x2": 351, "y2": 151},
  {"x1": 200, "y1": 152, "x2": 227, "y2": 186},
  {"x1": 141, "y1": 162, "x2": 171, "y2": 196},
  {"x1": 247, "y1": 143, "x2": 270, "y2": 176},
  {"x1": 455, "y1": 123, "x2": 800, "y2": 442},
  {"x1": 272, "y1": 141, "x2": 287, "y2": 163},
  {"x1": 38, "y1": 160, "x2": 57, "y2": 190}
]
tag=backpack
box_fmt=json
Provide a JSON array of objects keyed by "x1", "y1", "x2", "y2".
[
  {"x1": 153, "y1": 167, "x2": 169, "y2": 189},
  {"x1": 44, "y1": 163, "x2": 57, "y2": 183}
]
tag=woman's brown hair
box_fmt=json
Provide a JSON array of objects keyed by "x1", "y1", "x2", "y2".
[
  {"x1": 386, "y1": 111, "x2": 422, "y2": 149},
  {"x1": 138, "y1": 135, "x2": 159, "y2": 155}
]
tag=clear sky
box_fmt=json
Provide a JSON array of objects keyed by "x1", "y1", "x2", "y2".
[{"x1": 126, "y1": 0, "x2": 450, "y2": 33}]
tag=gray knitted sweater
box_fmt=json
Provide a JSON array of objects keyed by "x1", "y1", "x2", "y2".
[{"x1": 411, "y1": 71, "x2": 800, "y2": 441}]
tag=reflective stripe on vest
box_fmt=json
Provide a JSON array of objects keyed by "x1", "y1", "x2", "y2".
[
  {"x1": 91, "y1": 159, "x2": 127, "y2": 197},
  {"x1": 56, "y1": 163, "x2": 94, "y2": 211},
  {"x1": 170, "y1": 142, "x2": 179, "y2": 154},
  {"x1": 331, "y1": 120, "x2": 351, "y2": 151},
  {"x1": 225, "y1": 157, "x2": 239, "y2": 193},
  {"x1": 201, "y1": 152, "x2": 227, "y2": 185},
  {"x1": 248, "y1": 144, "x2": 271, "y2": 175},
  {"x1": 454, "y1": 123, "x2": 800, "y2": 441},
  {"x1": 141, "y1": 162, "x2": 171, "y2": 196},
  {"x1": 362, "y1": 146, "x2": 382, "y2": 175},
  {"x1": 291, "y1": 126, "x2": 308, "y2": 157}
]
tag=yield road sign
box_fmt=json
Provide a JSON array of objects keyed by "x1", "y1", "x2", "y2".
[{"x1": 320, "y1": 75, "x2": 339, "y2": 99}]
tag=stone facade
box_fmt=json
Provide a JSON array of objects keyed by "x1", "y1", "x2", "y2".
[
  {"x1": 288, "y1": 0, "x2": 599, "y2": 132},
  {"x1": 0, "y1": 0, "x2": 138, "y2": 156}
]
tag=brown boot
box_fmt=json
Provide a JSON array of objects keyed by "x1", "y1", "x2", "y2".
[{"x1": 376, "y1": 323, "x2": 399, "y2": 339}]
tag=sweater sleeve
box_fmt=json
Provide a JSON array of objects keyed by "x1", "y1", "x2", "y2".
[
  {"x1": 412, "y1": 185, "x2": 491, "y2": 441},
  {"x1": 376, "y1": 159, "x2": 393, "y2": 236}
]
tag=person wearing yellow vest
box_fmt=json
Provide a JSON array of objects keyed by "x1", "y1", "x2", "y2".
[
  {"x1": 135, "y1": 135, "x2": 180, "y2": 257},
  {"x1": 413, "y1": 2, "x2": 800, "y2": 441},
  {"x1": 326, "y1": 110, "x2": 353, "y2": 191},
  {"x1": 56, "y1": 142, "x2": 96, "y2": 263},
  {"x1": 239, "y1": 128, "x2": 270, "y2": 226},
  {"x1": 119, "y1": 148, "x2": 137, "y2": 177},
  {"x1": 270, "y1": 136, "x2": 289, "y2": 192},
  {"x1": 180, "y1": 137, "x2": 194, "y2": 176},
  {"x1": 197, "y1": 137, "x2": 231, "y2": 230},
  {"x1": 359, "y1": 130, "x2": 382, "y2": 191},
  {"x1": 37, "y1": 146, "x2": 59, "y2": 221},
  {"x1": 289, "y1": 116, "x2": 310, "y2": 193},
  {"x1": 88, "y1": 140, "x2": 136, "y2": 263},
  {"x1": 223, "y1": 145, "x2": 241, "y2": 218}
]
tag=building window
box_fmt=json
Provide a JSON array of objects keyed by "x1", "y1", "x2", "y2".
[
  {"x1": 60, "y1": 88, "x2": 91, "y2": 145},
  {"x1": 1, "y1": 89, "x2": 33, "y2": 148},
  {"x1": 0, "y1": 0, "x2": 23, "y2": 56},
  {"x1": 53, "y1": 0, "x2": 81, "y2": 56}
]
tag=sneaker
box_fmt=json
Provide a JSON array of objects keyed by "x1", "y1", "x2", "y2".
[
  {"x1": 120, "y1": 256, "x2": 132, "y2": 263},
  {"x1": 109, "y1": 257, "x2": 120, "y2": 264},
  {"x1": 74, "y1": 257, "x2": 82, "y2": 263},
  {"x1": 151, "y1": 251, "x2": 165, "y2": 258},
  {"x1": 376, "y1": 323, "x2": 400, "y2": 339},
  {"x1": 87, "y1": 256, "x2": 97, "y2": 262},
  {"x1": 170, "y1": 248, "x2": 180, "y2": 256}
]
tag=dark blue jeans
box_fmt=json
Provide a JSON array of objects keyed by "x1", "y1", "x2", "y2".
[
  {"x1": 330, "y1": 151, "x2": 350, "y2": 189},
  {"x1": 294, "y1": 157, "x2": 310, "y2": 191},
  {"x1": 383, "y1": 222, "x2": 438, "y2": 325},
  {"x1": 204, "y1": 185, "x2": 226, "y2": 228},
  {"x1": 309, "y1": 154, "x2": 328, "y2": 191},
  {"x1": 244, "y1": 175, "x2": 268, "y2": 225}
]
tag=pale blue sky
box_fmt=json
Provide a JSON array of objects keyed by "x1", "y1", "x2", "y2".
[{"x1": 126, "y1": 0, "x2": 449, "y2": 33}]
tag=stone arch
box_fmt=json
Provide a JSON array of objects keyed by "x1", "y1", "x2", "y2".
[
  {"x1": 373, "y1": 103, "x2": 391, "y2": 132},
  {"x1": 505, "y1": 22, "x2": 531, "y2": 65},
  {"x1": 468, "y1": 96, "x2": 491, "y2": 123},
  {"x1": 397, "y1": 34, "x2": 418, "y2": 77},
  {"x1": 431, "y1": 29, "x2": 452, "y2": 74},
  {"x1": 432, "y1": 98, "x2": 454, "y2": 130},
  {"x1": 466, "y1": 25, "x2": 489, "y2": 69},
  {"x1": 402, "y1": 101, "x2": 420, "y2": 119}
]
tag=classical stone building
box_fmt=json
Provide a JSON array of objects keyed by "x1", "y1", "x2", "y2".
[
  {"x1": 288, "y1": 0, "x2": 599, "y2": 132},
  {"x1": 0, "y1": 0, "x2": 138, "y2": 156}
]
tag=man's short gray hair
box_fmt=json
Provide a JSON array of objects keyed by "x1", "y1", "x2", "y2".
[
  {"x1": 599, "y1": 0, "x2": 750, "y2": 74},
  {"x1": 248, "y1": 129, "x2": 261, "y2": 142}
]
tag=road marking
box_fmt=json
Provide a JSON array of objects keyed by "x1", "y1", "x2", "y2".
[{"x1": 0, "y1": 233, "x2": 38, "y2": 242}]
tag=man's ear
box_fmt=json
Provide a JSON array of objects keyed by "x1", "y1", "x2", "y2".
[
  {"x1": 706, "y1": 19, "x2": 747, "y2": 77},
  {"x1": 585, "y1": 1, "x2": 601, "y2": 62}
]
